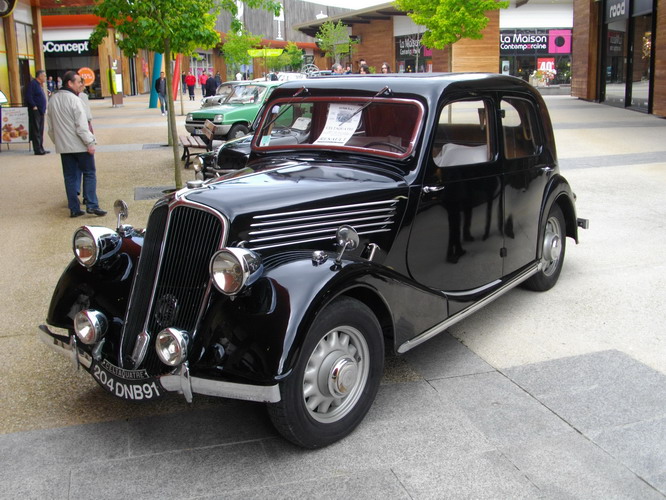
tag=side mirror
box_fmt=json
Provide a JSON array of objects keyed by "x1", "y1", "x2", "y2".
[
  {"x1": 114, "y1": 199, "x2": 128, "y2": 231},
  {"x1": 334, "y1": 225, "x2": 359, "y2": 265}
]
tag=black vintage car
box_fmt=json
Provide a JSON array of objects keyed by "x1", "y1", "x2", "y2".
[{"x1": 40, "y1": 74, "x2": 588, "y2": 448}]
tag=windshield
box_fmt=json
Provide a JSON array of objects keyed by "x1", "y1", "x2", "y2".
[
  {"x1": 222, "y1": 84, "x2": 268, "y2": 105},
  {"x1": 254, "y1": 97, "x2": 423, "y2": 158}
]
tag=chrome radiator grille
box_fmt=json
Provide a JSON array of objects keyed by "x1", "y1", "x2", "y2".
[
  {"x1": 121, "y1": 203, "x2": 224, "y2": 372},
  {"x1": 246, "y1": 199, "x2": 399, "y2": 250}
]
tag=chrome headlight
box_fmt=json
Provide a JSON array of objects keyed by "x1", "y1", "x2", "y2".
[
  {"x1": 155, "y1": 328, "x2": 189, "y2": 366},
  {"x1": 214, "y1": 114, "x2": 224, "y2": 123},
  {"x1": 186, "y1": 113, "x2": 193, "y2": 121},
  {"x1": 210, "y1": 248, "x2": 263, "y2": 295},
  {"x1": 74, "y1": 309, "x2": 108, "y2": 345},
  {"x1": 73, "y1": 226, "x2": 121, "y2": 268}
]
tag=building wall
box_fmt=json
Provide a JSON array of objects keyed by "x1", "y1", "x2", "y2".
[
  {"x1": 354, "y1": 19, "x2": 394, "y2": 71},
  {"x1": 452, "y1": 10, "x2": 500, "y2": 72},
  {"x1": 654, "y1": 0, "x2": 666, "y2": 116},
  {"x1": 571, "y1": 0, "x2": 600, "y2": 100}
]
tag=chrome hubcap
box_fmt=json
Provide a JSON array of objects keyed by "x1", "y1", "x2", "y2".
[
  {"x1": 542, "y1": 215, "x2": 562, "y2": 276},
  {"x1": 303, "y1": 327, "x2": 369, "y2": 423}
]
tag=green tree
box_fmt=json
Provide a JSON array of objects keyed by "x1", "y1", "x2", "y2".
[
  {"x1": 394, "y1": 0, "x2": 508, "y2": 70},
  {"x1": 283, "y1": 42, "x2": 304, "y2": 71},
  {"x1": 90, "y1": 0, "x2": 281, "y2": 189},
  {"x1": 315, "y1": 21, "x2": 357, "y2": 65},
  {"x1": 222, "y1": 28, "x2": 262, "y2": 78}
]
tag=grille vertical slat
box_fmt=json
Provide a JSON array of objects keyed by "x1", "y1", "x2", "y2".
[{"x1": 121, "y1": 204, "x2": 224, "y2": 373}]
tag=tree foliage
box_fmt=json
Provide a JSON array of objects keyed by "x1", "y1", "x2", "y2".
[
  {"x1": 315, "y1": 21, "x2": 357, "y2": 64},
  {"x1": 222, "y1": 29, "x2": 262, "y2": 76},
  {"x1": 283, "y1": 42, "x2": 304, "y2": 70},
  {"x1": 394, "y1": 0, "x2": 508, "y2": 50},
  {"x1": 89, "y1": 0, "x2": 281, "y2": 189}
]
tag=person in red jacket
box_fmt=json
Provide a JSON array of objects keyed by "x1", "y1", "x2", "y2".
[
  {"x1": 198, "y1": 72, "x2": 208, "y2": 97},
  {"x1": 185, "y1": 71, "x2": 196, "y2": 101}
]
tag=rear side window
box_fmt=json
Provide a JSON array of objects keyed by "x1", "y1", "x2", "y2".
[
  {"x1": 431, "y1": 99, "x2": 491, "y2": 167},
  {"x1": 501, "y1": 98, "x2": 541, "y2": 159}
]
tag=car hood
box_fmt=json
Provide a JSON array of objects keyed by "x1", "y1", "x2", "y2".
[
  {"x1": 190, "y1": 103, "x2": 246, "y2": 118},
  {"x1": 183, "y1": 160, "x2": 409, "y2": 248}
]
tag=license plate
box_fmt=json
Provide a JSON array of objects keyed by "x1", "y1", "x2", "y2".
[{"x1": 91, "y1": 359, "x2": 163, "y2": 401}]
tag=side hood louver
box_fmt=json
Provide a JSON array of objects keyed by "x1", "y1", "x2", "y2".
[{"x1": 245, "y1": 199, "x2": 400, "y2": 251}]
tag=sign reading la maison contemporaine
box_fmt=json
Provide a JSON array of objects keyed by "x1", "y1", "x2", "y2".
[{"x1": 500, "y1": 29, "x2": 572, "y2": 56}]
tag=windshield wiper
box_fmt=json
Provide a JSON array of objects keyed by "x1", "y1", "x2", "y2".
[{"x1": 338, "y1": 86, "x2": 392, "y2": 125}]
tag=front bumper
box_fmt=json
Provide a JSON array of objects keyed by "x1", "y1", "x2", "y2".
[{"x1": 38, "y1": 325, "x2": 281, "y2": 404}]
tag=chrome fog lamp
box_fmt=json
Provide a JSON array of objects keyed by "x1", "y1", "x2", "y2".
[
  {"x1": 155, "y1": 328, "x2": 189, "y2": 366},
  {"x1": 74, "y1": 309, "x2": 108, "y2": 345},
  {"x1": 73, "y1": 226, "x2": 121, "y2": 268},
  {"x1": 210, "y1": 248, "x2": 263, "y2": 295}
]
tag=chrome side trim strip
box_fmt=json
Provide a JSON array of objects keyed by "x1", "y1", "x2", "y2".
[
  {"x1": 254, "y1": 199, "x2": 399, "y2": 220},
  {"x1": 397, "y1": 264, "x2": 539, "y2": 354},
  {"x1": 251, "y1": 207, "x2": 396, "y2": 228},
  {"x1": 160, "y1": 372, "x2": 281, "y2": 403},
  {"x1": 250, "y1": 228, "x2": 392, "y2": 251}
]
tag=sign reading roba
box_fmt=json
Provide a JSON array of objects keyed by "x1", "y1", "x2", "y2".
[
  {"x1": 606, "y1": 0, "x2": 628, "y2": 21},
  {"x1": 43, "y1": 40, "x2": 95, "y2": 57}
]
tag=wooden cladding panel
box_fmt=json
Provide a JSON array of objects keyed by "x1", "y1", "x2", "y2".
[
  {"x1": 451, "y1": 10, "x2": 500, "y2": 73},
  {"x1": 572, "y1": 0, "x2": 600, "y2": 100},
  {"x1": 354, "y1": 19, "x2": 395, "y2": 71},
  {"x1": 653, "y1": 0, "x2": 666, "y2": 117}
]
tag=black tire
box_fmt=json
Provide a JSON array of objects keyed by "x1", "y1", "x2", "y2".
[
  {"x1": 267, "y1": 297, "x2": 384, "y2": 448},
  {"x1": 524, "y1": 203, "x2": 566, "y2": 291},
  {"x1": 227, "y1": 123, "x2": 249, "y2": 140}
]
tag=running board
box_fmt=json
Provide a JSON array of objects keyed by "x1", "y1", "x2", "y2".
[{"x1": 397, "y1": 263, "x2": 539, "y2": 354}]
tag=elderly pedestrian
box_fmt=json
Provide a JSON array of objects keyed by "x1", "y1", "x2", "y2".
[
  {"x1": 47, "y1": 71, "x2": 106, "y2": 218},
  {"x1": 205, "y1": 72, "x2": 217, "y2": 97},
  {"x1": 332, "y1": 63, "x2": 344, "y2": 75},
  {"x1": 25, "y1": 69, "x2": 49, "y2": 155}
]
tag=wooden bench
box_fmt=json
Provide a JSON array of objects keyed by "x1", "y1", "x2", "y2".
[{"x1": 180, "y1": 120, "x2": 215, "y2": 168}]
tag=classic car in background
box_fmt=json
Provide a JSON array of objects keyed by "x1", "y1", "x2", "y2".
[
  {"x1": 40, "y1": 74, "x2": 588, "y2": 448},
  {"x1": 185, "y1": 80, "x2": 283, "y2": 140}
]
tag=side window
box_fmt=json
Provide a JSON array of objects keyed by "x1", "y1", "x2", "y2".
[
  {"x1": 500, "y1": 97, "x2": 541, "y2": 159},
  {"x1": 432, "y1": 99, "x2": 491, "y2": 167}
]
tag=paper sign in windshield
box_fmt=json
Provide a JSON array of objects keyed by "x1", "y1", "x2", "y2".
[{"x1": 313, "y1": 104, "x2": 362, "y2": 145}]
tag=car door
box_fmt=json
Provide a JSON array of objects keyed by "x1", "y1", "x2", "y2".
[
  {"x1": 499, "y1": 94, "x2": 552, "y2": 275},
  {"x1": 407, "y1": 96, "x2": 504, "y2": 294}
]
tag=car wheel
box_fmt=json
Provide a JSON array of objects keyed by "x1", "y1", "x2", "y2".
[
  {"x1": 524, "y1": 203, "x2": 566, "y2": 291},
  {"x1": 267, "y1": 297, "x2": 384, "y2": 448},
  {"x1": 227, "y1": 124, "x2": 249, "y2": 140}
]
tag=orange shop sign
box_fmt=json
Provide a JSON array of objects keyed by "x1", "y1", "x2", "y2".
[{"x1": 78, "y1": 67, "x2": 96, "y2": 86}]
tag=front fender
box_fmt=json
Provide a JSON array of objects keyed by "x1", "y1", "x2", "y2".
[
  {"x1": 541, "y1": 174, "x2": 579, "y2": 247},
  {"x1": 46, "y1": 236, "x2": 142, "y2": 329},
  {"x1": 193, "y1": 252, "x2": 449, "y2": 385}
]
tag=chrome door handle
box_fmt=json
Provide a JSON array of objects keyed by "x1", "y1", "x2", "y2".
[{"x1": 423, "y1": 185, "x2": 445, "y2": 194}]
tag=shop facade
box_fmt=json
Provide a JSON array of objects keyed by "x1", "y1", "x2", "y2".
[{"x1": 572, "y1": 0, "x2": 664, "y2": 116}]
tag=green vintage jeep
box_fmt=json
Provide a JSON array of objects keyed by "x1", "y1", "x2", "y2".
[{"x1": 185, "y1": 80, "x2": 284, "y2": 141}]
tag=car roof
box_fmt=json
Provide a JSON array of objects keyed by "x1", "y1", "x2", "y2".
[{"x1": 273, "y1": 73, "x2": 538, "y2": 106}]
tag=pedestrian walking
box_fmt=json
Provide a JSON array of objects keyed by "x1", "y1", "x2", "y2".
[
  {"x1": 185, "y1": 71, "x2": 196, "y2": 100},
  {"x1": 154, "y1": 71, "x2": 167, "y2": 115},
  {"x1": 205, "y1": 72, "x2": 217, "y2": 97},
  {"x1": 46, "y1": 75, "x2": 56, "y2": 95},
  {"x1": 199, "y1": 72, "x2": 208, "y2": 97},
  {"x1": 25, "y1": 69, "x2": 49, "y2": 155},
  {"x1": 46, "y1": 71, "x2": 106, "y2": 218}
]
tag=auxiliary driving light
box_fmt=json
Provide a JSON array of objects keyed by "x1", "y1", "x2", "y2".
[
  {"x1": 73, "y1": 309, "x2": 108, "y2": 345},
  {"x1": 155, "y1": 328, "x2": 189, "y2": 366}
]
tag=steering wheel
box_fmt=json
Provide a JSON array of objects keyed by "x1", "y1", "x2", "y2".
[{"x1": 364, "y1": 141, "x2": 407, "y2": 153}]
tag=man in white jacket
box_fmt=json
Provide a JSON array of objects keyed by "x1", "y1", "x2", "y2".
[{"x1": 47, "y1": 71, "x2": 106, "y2": 218}]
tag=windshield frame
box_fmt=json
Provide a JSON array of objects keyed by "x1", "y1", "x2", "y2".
[{"x1": 252, "y1": 96, "x2": 425, "y2": 159}]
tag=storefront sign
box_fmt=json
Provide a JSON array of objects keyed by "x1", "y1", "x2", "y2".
[
  {"x1": 500, "y1": 30, "x2": 571, "y2": 55},
  {"x1": 396, "y1": 35, "x2": 423, "y2": 57},
  {"x1": 1, "y1": 107, "x2": 29, "y2": 144},
  {"x1": 78, "y1": 67, "x2": 96, "y2": 86},
  {"x1": 606, "y1": 0, "x2": 629, "y2": 22},
  {"x1": 43, "y1": 40, "x2": 95, "y2": 57}
]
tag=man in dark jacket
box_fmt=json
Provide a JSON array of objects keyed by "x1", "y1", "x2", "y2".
[
  {"x1": 204, "y1": 72, "x2": 217, "y2": 97},
  {"x1": 25, "y1": 69, "x2": 49, "y2": 155},
  {"x1": 154, "y1": 71, "x2": 167, "y2": 115}
]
